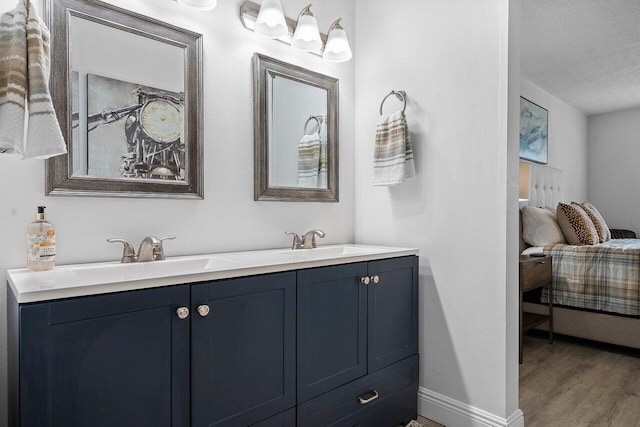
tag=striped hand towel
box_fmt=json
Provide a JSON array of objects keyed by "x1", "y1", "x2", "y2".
[
  {"x1": 0, "y1": 1, "x2": 66, "y2": 159},
  {"x1": 297, "y1": 132, "x2": 322, "y2": 188},
  {"x1": 373, "y1": 110, "x2": 415, "y2": 186},
  {"x1": 317, "y1": 120, "x2": 327, "y2": 189}
]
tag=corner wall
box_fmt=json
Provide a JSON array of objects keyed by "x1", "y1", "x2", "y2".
[
  {"x1": 0, "y1": 0, "x2": 356, "y2": 424},
  {"x1": 587, "y1": 107, "x2": 640, "y2": 234},
  {"x1": 520, "y1": 79, "x2": 588, "y2": 203},
  {"x1": 354, "y1": 0, "x2": 521, "y2": 425}
]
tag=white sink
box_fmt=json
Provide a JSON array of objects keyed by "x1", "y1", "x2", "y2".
[
  {"x1": 274, "y1": 245, "x2": 383, "y2": 260},
  {"x1": 68, "y1": 256, "x2": 245, "y2": 283}
]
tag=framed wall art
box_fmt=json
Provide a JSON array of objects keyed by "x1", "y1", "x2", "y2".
[{"x1": 519, "y1": 97, "x2": 548, "y2": 164}]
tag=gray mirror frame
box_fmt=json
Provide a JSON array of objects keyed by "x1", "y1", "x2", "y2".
[
  {"x1": 45, "y1": 0, "x2": 204, "y2": 198},
  {"x1": 253, "y1": 53, "x2": 339, "y2": 202}
]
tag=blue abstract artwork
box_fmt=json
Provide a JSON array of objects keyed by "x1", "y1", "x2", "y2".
[{"x1": 520, "y1": 97, "x2": 548, "y2": 164}]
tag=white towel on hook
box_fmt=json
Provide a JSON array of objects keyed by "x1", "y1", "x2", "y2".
[
  {"x1": 0, "y1": 0, "x2": 67, "y2": 159},
  {"x1": 373, "y1": 110, "x2": 415, "y2": 186}
]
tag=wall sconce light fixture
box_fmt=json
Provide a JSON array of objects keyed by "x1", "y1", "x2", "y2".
[
  {"x1": 254, "y1": 0, "x2": 288, "y2": 38},
  {"x1": 323, "y1": 19, "x2": 352, "y2": 62},
  {"x1": 291, "y1": 5, "x2": 322, "y2": 51},
  {"x1": 240, "y1": 1, "x2": 352, "y2": 62},
  {"x1": 174, "y1": 0, "x2": 217, "y2": 11}
]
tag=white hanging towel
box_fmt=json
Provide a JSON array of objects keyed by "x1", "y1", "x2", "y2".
[
  {"x1": 0, "y1": 1, "x2": 67, "y2": 159},
  {"x1": 297, "y1": 132, "x2": 322, "y2": 188},
  {"x1": 373, "y1": 110, "x2": 415, "y2": 185}
]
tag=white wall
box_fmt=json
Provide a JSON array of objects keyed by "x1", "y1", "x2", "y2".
[
  {"x1": 0, "y1": 0, "x2": 356, "y2": 424},
  {"x1": 587, "y1": 107, "x2": 640, "y2": 233},
  {"x1": 520, "y1": 78, "x2": 588, "y2": 203},
  {"x1": 354, "y1": 0, "x2": 521, "y2": 425}
]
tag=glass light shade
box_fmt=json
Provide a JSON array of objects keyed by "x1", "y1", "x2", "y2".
[
  {"x1": 254, "y1": 0, "x2": 288, "y2": 38},
  {"x1": 175, "y1": 0, "x2": 217, "y2": 11},
  {"x1": 323, "y1": 28, "x2": 352, "y2": 62},
  {"x1": 292, "y1": 14, "x2": 322, "y2": 51}
]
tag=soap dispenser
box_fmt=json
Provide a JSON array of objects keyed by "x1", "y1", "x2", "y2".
[{"x1": 27, "y1": 206, "x2": 56, "y2": 271}]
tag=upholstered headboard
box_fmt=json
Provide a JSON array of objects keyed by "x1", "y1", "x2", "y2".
[
  {"x1": 519, "y1": 164, "x2": 563, "y2": 253},
  {"x1": 527, "y1": 164, "x2": 563, "y2": 209}
]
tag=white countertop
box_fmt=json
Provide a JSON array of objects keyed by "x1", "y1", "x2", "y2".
[{"x1": 7, "y1": 244, "x2": 418, "y2": 303}]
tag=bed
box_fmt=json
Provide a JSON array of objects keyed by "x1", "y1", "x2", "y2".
[{"x1": 520, "y1": 164, "x2": 640, "y2": 349}]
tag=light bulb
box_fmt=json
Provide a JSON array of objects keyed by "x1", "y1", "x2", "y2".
[
  {"x1": 292, "y1": 5, "x2": 322, "y2": 51},
  {"x1": 255, "y1": 0, "x2": 288, "y2": 38},
  {"x1": 175, "y1": 0, "x2": 217, "y2": 11},
  {"x1": 323, "y1": 19, "x2": 352, "y2": 62}
]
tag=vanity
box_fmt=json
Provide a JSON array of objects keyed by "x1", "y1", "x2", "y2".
[{"x1": 8, "y1": 245, "x2": 419, "y2": 427}]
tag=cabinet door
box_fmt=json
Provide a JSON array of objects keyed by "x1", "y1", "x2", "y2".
[
  {"x1": 297, "y1": 262, "x2": 369, "y2": 403},
  {"x1": 19, "y1": 285, "x2": 190, "y2": 427},
  {"x1": 368, "y1": 256, "x2": 419, "y2": 372},
  {"x1": 191, "y1": 272, "x2": 296, "y2": 427}
]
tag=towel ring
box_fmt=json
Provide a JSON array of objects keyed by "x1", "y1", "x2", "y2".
[
  {"x1": 379, "y1": 90, "x2": 407, "y2": 115},
  {"x1": 304, "y1": 115, "x2": 322, "y2": 135}
]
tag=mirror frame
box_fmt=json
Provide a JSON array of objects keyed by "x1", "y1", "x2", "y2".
[
  {"x1": 45, "y1": 0, "x2": 203, "y2": 198},
  {"x1": 253, "y1": 53, "x2": 339, "y2": 202}
]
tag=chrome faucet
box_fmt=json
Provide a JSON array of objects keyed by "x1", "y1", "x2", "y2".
[
  {"x1": 107, "y1": 236, "x2": 176, "y2": 263},
  {"x1": 302, "y1": 229, "x2": 325, "y2": 249},
  {"x1": 285, "y1": 229, "x2": 325, "y2": 250}
]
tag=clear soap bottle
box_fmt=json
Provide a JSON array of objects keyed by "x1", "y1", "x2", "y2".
[{"x1": 27, "y1": 206, "x2": 56, "y2": 271}]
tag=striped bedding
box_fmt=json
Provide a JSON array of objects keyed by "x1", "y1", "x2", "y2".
[{"x1": 541, "y1": 239, "x2": 640, "y2": 316}]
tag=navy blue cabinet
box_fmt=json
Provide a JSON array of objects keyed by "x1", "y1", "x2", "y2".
[
  {"x1": 297, "y1": 256, "x2": 419, "y2": 424},
  {"x1": 297, "y1": 262, "x2": 369, "y2": 402},
  {"x1": 9, "y1": 255, "x2": 418, "y2": 427},
  {"x1": 191, "y1": 272, "x2": 296, "y2": 427},
  {"x1": 10, "y1": 285, "x2": 190, "y2": 427}
]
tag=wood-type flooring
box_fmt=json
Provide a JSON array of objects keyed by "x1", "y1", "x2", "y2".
[{"x1": 520, "y1": 332, "x2": 640, "y2": 427}]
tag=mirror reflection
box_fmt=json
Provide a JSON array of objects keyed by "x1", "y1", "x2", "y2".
[
  {"x1": 46, "y1": 0, "x2": 203, "y2": 198},
  {"x1": 253, "y1": 53, "x2": 339, "y2": 202},
  {"x1": 70, "y1": 15, "x2": 185, "y2": 181},
  {"x1": 268, "y1": 75, "x2": 328, "y2": 189}
]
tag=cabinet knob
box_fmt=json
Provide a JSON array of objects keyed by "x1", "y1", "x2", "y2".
[
  {"x1": 371, "y1": 275, "x2": 380, "y2": 284},
  {"x1": 176, "y1": 307, "x2": 190, "y2": 319},
  {"x1": 358, "y1": 390, "x2": 379, "y2": 405},
  {"x1": 197, "y1": 305, "x2": 210, "y2": 317},
  {"x1": 361, "y1": 276, "x2": 370, "y2": 285}
]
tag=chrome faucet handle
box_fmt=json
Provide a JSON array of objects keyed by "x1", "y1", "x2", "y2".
[
  {"x1": 302, "y1": 229, "x2": 326, "y2": 249},
  {"x1": 107, "y1": 238, "x2": 137, "y2": 263},
  {"x1": 154, "y1": 236, "x2": 176, "y2": 261},
  {"x1": 285, "y1": 232, "x2": 303, "y2": 250}
]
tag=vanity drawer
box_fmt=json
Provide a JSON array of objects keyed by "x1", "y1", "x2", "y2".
[{"x1": 297, "y1": 355, "x2": 418, "y2": 427}]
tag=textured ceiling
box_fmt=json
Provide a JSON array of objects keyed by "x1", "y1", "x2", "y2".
[{"x1": 521, "y1": 0, "x2": 640, "y2": 115}]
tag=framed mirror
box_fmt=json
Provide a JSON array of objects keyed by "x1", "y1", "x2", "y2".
[
  {"x1": 45, "y1": 0, "x2": 203, "y2": 198},
  {"x1": 253, "y1": 54, "x2": 338, "y2": 202}
]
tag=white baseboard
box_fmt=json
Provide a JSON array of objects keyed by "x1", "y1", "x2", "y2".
[{"x1": 418, "y1": 387, "x2": 524, "y2": 427}]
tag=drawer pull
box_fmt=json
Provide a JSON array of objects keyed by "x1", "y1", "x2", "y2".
[
  {"x1": 358, "y1": 390, "x2": 379, "y2": 405},
  {"x1": 536, "y1": 260, "x2": 546, "y2": 264},
  {"x1": 361, "y1": 276, "x2": 371, "y2": 285}
]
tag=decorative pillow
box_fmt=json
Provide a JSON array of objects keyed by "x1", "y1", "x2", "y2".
[
  {"x1": 521, "y1": 206, "x2": 566, "y2": 247},
  {"x1": 579, "y1": 202, "x2": 611, "y2": 243},
  {"x1": 556, "y1": 202, "x2": 599, "y2": 245}
]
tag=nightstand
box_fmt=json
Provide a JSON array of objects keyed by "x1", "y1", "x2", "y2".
[{"x1": 519, "y1": 254, "x2": 553, "y2": 364}]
